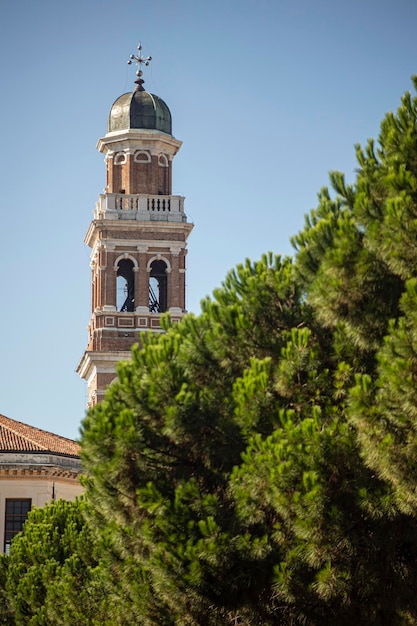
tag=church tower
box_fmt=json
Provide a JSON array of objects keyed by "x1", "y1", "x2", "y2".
[{"x1": 77, "y1": 45, "x2": 193, "y2": 407}]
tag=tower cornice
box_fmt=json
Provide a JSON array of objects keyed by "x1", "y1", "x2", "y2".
[
  {"x1": 97, "y1": 129, "x2": 182, "y2": 158},
  {"x1": 84, "y1": 211, "x2": 193, "y2": 249}
]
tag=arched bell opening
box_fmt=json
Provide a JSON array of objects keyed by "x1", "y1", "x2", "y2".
[
  {"x1": 117, "y1": 259, "x2": 135, "y2": 312},
  {"x1": 149, "y1": 260, "x2": 167, "y2": 313}
]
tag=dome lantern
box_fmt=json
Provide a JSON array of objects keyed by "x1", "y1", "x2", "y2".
[{"x1": 107, "y1": 42, "x2": 172, "y2": 135}]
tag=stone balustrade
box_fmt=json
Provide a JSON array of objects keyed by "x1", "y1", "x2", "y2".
[{"x1": 94, "y1": 193, "x2": 186, "y2": 222}]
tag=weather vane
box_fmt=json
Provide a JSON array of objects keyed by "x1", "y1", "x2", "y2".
[{"x1": 128, "y1": 42, "x2": 152, "y2": 91}]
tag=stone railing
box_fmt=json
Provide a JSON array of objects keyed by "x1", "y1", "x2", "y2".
[{"x1": 94, "y1": 194, "x2": 186, "y2": 222}]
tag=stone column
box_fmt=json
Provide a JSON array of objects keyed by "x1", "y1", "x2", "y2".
[
  {"x1": 106, "y1": 153, "x2": 114, "y2": 193},
  {"x1": 103, "y1": 247, "x2": 117, "y2": 311},
  {"x1": 165, "y1": 265, "x2": 172, "y2": 311},
  {"x1": 126, "y1": 152, "x2": 134, "y2": 195},
  {"x1": 169, "y1": 247, "x2": 183, "y2": 313},
  {"x1": 135, "y1": 249, "x2": 149, "y2": 312},
  {"x1": 91, "y1": 263, "x2": 97, "y2": 312},
  {"x1": 169, "y1": 254, "x2": 179, "y2": 309}
]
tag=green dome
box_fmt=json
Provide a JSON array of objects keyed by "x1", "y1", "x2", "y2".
[{"x1": 108, "y1": 90, "x2": 172, "y2": 135}]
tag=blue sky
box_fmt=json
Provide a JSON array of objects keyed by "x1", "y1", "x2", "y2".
[{"x1": 1, "y1": 0, "x2": 417, "y2": 439}]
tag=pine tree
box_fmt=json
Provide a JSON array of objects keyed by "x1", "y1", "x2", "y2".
[
  {"x1": 1, "y1": 498, "x2": 111, "y2": 625},
  {"x1": 5, "y1": 77, "x2": 417, "y2": 625}
]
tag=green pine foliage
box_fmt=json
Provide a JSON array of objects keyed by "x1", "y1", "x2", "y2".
[
  {"x1": 4, "y1": 77, "x2": 417, "y2": 624},
  {"x1": 81, "y1": 254, "x2": 318, "y2": 624},
  {"x1": 0, "y1": 498, "x2": 112, "y2": 625}
]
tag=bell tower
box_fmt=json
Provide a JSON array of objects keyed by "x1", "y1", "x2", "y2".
[{"x1": 77, "y1": 44, "x2": 193, "y2": 407}]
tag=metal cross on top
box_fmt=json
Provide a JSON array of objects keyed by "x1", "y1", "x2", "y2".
[{"x1": 128, "y1": 42, "x2": 152, "y2": 90}]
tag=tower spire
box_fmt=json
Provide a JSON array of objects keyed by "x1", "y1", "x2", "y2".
[{"x1": 127, "y1": 42, "x2": 152, "y2": 91}]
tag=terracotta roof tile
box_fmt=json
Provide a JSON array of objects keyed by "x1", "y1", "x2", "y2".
[{"x1": 0, "y1": 414, "x2": 80, "y2": 458}]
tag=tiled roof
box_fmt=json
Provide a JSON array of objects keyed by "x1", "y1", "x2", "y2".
[{"x1": 0, "y1": 414, "x2": 80, "y2": 458}]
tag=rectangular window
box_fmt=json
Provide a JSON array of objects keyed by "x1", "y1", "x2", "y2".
[{"x1": 4, "y1": 499, "x2": 31, "y2": 554}]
